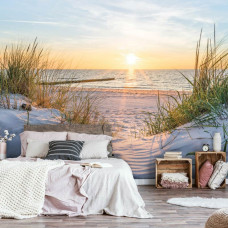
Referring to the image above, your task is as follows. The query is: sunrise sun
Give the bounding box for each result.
[126,53,138,65]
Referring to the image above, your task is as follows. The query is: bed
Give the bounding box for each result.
[1,124,152,219]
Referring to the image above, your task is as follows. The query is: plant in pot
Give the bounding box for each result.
[0,130,16,160]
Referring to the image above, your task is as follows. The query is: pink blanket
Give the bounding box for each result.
[43,163,92,216]
[160,179,189,189]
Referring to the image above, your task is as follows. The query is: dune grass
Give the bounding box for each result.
[0,39,105,125]
[0,39,47,98]
[63,89,105,124]
[143,29,228,135]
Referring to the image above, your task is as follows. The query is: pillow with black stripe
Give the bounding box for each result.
[45,140,84,161]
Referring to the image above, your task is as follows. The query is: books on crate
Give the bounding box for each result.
[164,151,182,159]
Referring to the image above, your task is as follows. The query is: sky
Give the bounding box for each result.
[0,0,227,69]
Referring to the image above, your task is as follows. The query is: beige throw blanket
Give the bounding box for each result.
[0,160,64,219]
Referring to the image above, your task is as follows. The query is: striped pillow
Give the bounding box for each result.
[45,140,84,161]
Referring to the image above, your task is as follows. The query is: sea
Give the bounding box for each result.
[51,69,194,91]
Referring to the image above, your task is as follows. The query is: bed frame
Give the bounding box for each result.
[24,124,113,154]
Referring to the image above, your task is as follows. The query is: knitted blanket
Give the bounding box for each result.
[0,160,64,219]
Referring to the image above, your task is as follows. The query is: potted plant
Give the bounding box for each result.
[0,130,16,160]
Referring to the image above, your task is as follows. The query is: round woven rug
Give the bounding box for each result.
[205,208,228,228]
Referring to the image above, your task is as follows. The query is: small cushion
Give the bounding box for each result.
[45,140,84,161]
[205,208,228,228]
[80,140,110,159]
[208,160,228,190]
[199,160,214,188]
[26,139,49,158]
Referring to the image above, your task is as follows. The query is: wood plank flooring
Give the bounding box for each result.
[1,185,227,228]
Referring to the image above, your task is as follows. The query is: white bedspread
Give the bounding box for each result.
[82,158,152,218]
[0,160,64,219]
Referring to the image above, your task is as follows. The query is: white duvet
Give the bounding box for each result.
[82,158,152,218]
[6,157,152,219]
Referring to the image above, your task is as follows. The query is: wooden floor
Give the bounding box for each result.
[1,185,228,228]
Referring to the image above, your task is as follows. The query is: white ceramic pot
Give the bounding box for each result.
[0,142,7,160]
[213,133,222,152]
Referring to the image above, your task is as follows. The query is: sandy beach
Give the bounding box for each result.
[71,87,179,136]
[94,89,164,136]
[88,89,172,179]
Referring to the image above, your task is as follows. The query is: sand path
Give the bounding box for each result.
[93,90,171,179]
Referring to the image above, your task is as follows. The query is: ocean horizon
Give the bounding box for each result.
[51,69,194,91]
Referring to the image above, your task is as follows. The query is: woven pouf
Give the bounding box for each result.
[205,208,228,228]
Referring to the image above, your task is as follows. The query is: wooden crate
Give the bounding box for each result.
[195,151,226,189]
[155,158,192,188]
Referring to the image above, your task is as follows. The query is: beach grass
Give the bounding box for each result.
[0,39,105,125]
[143,29,228,135]
[63,89,106,124]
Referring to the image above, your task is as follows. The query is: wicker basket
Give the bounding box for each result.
[205,208,228,228]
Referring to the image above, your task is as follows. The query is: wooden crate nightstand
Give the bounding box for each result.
[155,158,192,188]
[195,151,226,189]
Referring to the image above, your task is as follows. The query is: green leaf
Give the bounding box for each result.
[177,70,194,86]
[224,140,228,152]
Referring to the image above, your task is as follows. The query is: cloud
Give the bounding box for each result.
[0,20,73,27]
[0,0,227,59]
[64,0,202,50]
[194,17,214,24]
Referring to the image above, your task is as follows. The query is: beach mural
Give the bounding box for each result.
[0,0,228,179]
[1,69,228,179]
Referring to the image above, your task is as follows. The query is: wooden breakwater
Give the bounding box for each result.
[40,77,115,85]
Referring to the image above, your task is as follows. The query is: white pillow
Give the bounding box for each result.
[26,139,49,158]
[67,132,112,156]
[208,160,228,190]
[20,131,67,156]
[67,132,112,142]
[80,140,110,159]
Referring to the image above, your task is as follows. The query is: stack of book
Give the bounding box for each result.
[164,151,182,159]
